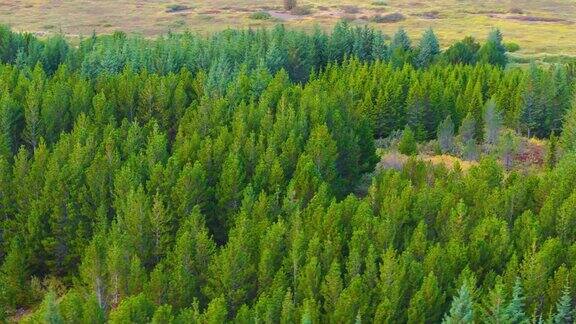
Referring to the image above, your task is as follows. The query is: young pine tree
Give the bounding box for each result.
[561,103,576,154]
[437,115,455,154]
[1,237,29,310]
[443,283,474,324]
[504,278,528,323]
[483,98,503,149]
[482,280,509,323]
[416,28,440,68]
[40,291,64,324]
[546,132,558,169]
[459,112,476,145]
[399,126,418,156]
[553,284,573,324]
[499,131,517,170]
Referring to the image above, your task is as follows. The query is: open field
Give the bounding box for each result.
[0,0,575,55]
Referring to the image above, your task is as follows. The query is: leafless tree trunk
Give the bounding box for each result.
[284,0,297,11]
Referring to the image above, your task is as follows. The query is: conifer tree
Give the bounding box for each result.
[553,284,573,324]
[399,126,417,156]
[499,131,517,170]
[81,294,106,324]
[389,28,412,68]
[478,29,508,67]
[561,103,576,153]
[442,283,474,324]
[546,132,558,169]
[1,237,28,310]
[408,272,444,323]
[459,113,476,145]
[40,291,64,324]
[416,28,440,68]
[305,124,338,188]
[482,281,509,323]
[504,278,528,323]
[204,296,228,323]
[520,63,544,138]
[151,305,174,324]
[438,115,455,154]
[484,98,502,149]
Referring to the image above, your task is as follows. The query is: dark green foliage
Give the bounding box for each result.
[478,29,508,67]
[547,132,558,168]
[443,36,480,65]
[561,102,576,153]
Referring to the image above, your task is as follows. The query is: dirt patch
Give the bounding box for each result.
[340,5,361,14]
[371,12,406,23]
[406,2,426,7]
[268,11,302,21]
[515,138,545,168]
[463,9,506,15]
[220,6,252,12]
[413,10,441,19]
[489,13,571,24]
[199,9,221,15]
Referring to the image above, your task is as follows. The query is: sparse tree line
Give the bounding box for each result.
[0,23,576,323]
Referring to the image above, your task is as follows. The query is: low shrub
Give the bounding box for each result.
[505,42,521,52]
[166,4,191,13]
[371,12,405,23]
[250,11,272,20]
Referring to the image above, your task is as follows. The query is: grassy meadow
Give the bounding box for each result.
[0,0,575,56]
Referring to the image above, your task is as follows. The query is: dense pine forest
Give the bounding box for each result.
[1,21,576,323]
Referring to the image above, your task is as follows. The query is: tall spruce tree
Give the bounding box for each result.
[553,284,573,324]
[504,278,528,323]
[416,28,440,68]
[437,115,455,154]
[443,283,474,324]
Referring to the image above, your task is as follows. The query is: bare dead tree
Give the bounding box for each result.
[284,0,297,11]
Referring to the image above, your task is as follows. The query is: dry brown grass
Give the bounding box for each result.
[377,151,478,173]
[421,154,478,172]
[0,0,574,55]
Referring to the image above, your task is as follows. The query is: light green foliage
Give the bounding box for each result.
[399,126,418,156]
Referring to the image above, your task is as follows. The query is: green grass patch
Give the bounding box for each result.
[250,11,272,20]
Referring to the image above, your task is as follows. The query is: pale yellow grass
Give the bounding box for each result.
[378,151,477,173]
